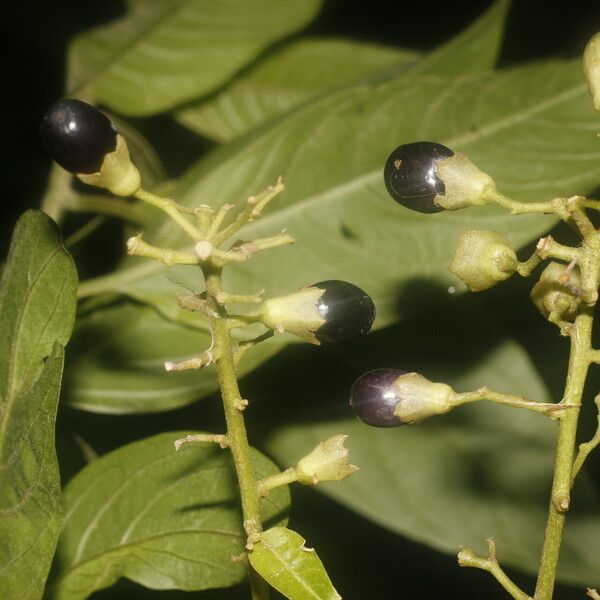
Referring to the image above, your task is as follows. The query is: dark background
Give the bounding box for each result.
[4,1,600,599]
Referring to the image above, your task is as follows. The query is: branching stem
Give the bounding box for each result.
[571,395,600,484]
[134,188,202,240]
[458,539,531,600]
[533,233,600,599]
[202,265,269,600]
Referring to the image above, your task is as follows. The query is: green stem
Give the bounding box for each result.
[134,188,202,240]
[453,388,571,419]
[517,253,542,277]
[486,190,556,215]
[534,309,593,599]
[534,232,600,599]
[66,194,146,223]
[258,468,299,496]
[65,215,106,248]
[458,540,531,600]
[40,164,71,223]
[570,395,600,484]
[203,265,269,600]
[536,236,580,263]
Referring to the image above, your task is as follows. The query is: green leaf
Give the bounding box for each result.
[92,60,600,316]
[72,58,600,411]
[174,0,509,142]
[64,301,285,413]
[263,300,600,587]
[49,432,290,599]
[175,38,419,141]
[0,211,78,599]
[410,0,510,76]
[249,527,340,600]
[67,0,324,116]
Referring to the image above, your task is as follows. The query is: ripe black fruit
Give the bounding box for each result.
[349,369,405,427]
[383,141,454,213]
[40,99,117,174]
[313,280,376,345]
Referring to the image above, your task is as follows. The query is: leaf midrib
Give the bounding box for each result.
[82,74,588,296]
[0,244,62,444]
[69,0,188,96]
[53,527,243,591]
[256,533,323,599]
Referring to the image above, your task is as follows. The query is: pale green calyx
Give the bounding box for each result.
[392,372,455,424]
[449,229,517,291]
[295,435,358,485]
[434,153,496,210]
[77,134,141,197]
[530,262,581,322]
[258,287,325,344]
[584,31,600,112]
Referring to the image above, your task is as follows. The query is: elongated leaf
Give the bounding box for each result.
[67,0,323,116]
[89,60,600,317]
[263,299,600,586]
[174,0,509,142]
[249,527,340,600]
[64,301,285,413]
[49,432,290,599]
[0,211,78,599]
[70,58,600,411]
[175,38,419,141]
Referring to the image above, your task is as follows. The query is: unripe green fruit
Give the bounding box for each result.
[530,262,581,322]
[584,31,600,112]
[449,230,517,291]
[295,435,358,484]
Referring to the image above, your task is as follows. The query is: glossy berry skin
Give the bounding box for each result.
[350,369,405,427]
[313,280,376,345]
[383,141,454,213]
[40,99,117,174]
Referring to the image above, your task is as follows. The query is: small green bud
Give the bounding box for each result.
[295,435,358,485]
[584,31,600,112]
[392,372,455,424]
[78,134,141,196]
[449,230,517,291]
[530,262,581,322]
[434,153,496,210]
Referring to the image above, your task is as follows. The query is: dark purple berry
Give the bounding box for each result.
[40,99,117,174]
[383,141,454,213]
[349,369,405,427]
[313,280,376,345]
